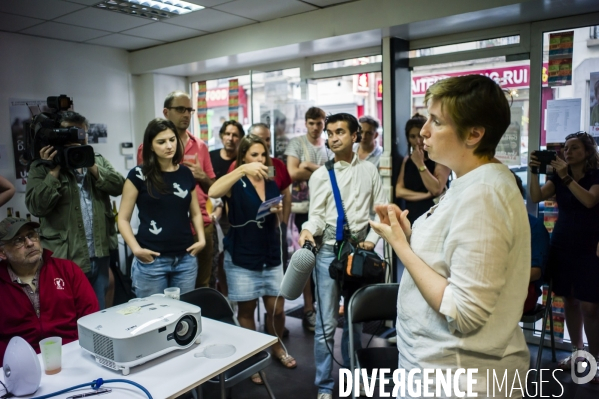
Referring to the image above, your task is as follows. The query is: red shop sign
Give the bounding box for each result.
[412,65,532,96]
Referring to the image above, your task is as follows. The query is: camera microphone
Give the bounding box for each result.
[280,241,317,300]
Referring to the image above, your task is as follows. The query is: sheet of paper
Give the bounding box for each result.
[256,195,283,219]
[546,98,581,143]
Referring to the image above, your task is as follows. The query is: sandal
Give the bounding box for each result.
[251,372,264,385]
[276,352,297,369]
[556,347,584,370]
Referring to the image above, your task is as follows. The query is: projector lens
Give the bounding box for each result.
[173,315,197,346]
[176,321,189,337]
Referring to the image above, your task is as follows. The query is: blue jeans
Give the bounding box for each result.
[132,252,198,298]
[313,245,362,395]
[86,256,110,310]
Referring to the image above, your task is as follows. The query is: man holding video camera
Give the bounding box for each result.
[299,113,386,399]
[26,111,124,310]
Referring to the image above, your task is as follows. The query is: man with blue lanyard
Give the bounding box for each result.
[299,113,387,399]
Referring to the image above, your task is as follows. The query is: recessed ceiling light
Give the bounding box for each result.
[94,0,203,21]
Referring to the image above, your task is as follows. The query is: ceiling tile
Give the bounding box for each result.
[62,0,104,5]
[0,13,44,31]
[123,22,207,41]
[302,0,355,6]
[165,8,255,32]
[21,21,109,42]
[0,0,85,20]
[55,7,154,32]
[86,33,165,50]
[185,0,234,6]
[215,0,316,21]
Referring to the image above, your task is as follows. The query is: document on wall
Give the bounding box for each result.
[545,98,581,144]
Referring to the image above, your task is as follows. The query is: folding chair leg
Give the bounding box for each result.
[549,305,556,362]
[536,315,547,386]
[220,373,226,399]
[259,370,276,399]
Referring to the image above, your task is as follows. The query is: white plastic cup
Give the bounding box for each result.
[164,287,180,300]
[39,336,62,375]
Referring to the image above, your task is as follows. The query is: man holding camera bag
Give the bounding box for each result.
[299,113,387,399]
[26,111,124,310]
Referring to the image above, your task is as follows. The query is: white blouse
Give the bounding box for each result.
[396,163,531,396]
[303,154,386,245]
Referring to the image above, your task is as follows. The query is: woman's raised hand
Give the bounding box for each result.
[370,204,411,247]
[550,157,569,179]
[528,151,541,172]
[242,162,269,180]
[411,145,425,167]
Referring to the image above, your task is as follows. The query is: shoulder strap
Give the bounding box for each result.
[326,160,347,241]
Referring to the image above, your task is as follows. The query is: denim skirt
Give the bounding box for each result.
[223,250,283,302]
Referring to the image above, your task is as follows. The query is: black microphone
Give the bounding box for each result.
[280,242,317,300]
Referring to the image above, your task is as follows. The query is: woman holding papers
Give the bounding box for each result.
[370,75,530,398]
[209,134,296,381]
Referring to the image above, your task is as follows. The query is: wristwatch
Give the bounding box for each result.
[418,165,427,173]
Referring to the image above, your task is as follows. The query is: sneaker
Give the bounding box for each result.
[303,310,316,332]
[317,393,332,399]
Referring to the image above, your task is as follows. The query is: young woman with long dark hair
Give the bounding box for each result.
[118,118,205,298]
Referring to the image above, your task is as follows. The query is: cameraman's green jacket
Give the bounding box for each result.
[25,154,124,273]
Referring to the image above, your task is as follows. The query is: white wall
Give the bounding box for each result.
[130,73,187,148]
[0,32,133,219]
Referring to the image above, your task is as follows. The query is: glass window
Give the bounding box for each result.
[410,36,520,58]
[313,55,382,71]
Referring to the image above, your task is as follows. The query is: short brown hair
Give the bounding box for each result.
[424,75,510,159]
[305,107,325,121]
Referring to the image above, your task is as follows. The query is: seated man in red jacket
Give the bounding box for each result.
[0,217,99,363]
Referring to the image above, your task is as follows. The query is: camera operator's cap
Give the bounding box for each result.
[0,217,40,241]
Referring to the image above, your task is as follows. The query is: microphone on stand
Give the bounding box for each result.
[280,241,317,300]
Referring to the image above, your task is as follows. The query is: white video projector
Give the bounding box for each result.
[77,296,202,375]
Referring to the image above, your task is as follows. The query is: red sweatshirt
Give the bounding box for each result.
[0,249,99,363]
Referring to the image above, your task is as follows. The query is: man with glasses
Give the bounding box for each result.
[26,111,124,310]
[137,91,216,288]
[0,217,98,364]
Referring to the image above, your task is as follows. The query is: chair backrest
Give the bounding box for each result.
[180,288,237,326]
[348,283,399,325]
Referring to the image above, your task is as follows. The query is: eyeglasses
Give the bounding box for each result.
[5,231,40,249]
[565,131,593,141]
[167,106,195,114]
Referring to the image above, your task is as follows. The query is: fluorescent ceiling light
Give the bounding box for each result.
[95,0,204,21]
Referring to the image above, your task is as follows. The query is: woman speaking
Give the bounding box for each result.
[371,75,530,397]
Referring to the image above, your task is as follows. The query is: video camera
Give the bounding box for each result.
[26,95,95,169]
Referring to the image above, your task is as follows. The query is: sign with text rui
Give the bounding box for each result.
[412,65,532,96]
